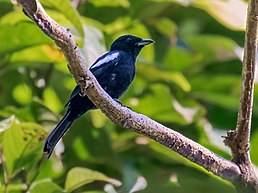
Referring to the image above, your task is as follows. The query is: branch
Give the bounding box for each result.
[16,0,241,184]
[224,0,258,191]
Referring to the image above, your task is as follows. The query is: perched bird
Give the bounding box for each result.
[44,35,154,158]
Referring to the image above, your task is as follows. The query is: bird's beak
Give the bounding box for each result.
[136,39,154,47]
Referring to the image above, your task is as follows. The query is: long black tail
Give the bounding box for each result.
[44,112,74,158]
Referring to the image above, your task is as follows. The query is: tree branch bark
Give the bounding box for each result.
[223,0,258,192]
[16,0,257,189]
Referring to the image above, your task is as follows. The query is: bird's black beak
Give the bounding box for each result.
[135,39,154,47]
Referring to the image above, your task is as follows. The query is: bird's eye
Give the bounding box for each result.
[126,38,132,43]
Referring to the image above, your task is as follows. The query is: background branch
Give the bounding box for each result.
[224,0,258,191]
[17,0,258,189]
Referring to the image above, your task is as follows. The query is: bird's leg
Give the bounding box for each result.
[113,99,131,110]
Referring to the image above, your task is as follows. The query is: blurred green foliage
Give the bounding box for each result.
[0,0,257,192]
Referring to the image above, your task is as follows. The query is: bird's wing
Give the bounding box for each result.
[90,51,120,73]
[65,51,120,107]
[90,51,121,88]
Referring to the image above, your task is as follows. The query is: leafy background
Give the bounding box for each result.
[0,0,257,192]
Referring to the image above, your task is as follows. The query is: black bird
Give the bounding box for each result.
[43,35,154,158]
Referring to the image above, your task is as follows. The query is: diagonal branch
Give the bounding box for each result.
[16,0,241,184]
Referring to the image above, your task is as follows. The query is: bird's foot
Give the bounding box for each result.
[114,99,131,110]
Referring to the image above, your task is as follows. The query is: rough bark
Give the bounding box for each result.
[223,0,258,192]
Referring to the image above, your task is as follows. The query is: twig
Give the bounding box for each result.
[223,0,258,191]
[16,0,242,184]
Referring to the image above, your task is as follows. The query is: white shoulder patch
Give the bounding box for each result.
[91,52,119,69]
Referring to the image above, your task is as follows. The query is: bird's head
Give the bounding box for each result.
[110,35,154,58]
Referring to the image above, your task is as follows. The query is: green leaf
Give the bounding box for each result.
[30,180,64,193]
[153,17,177,38]
[250,130,258,166]
[0,183,27,192]
[186,35,238,65]
[43,87,63,113]
[194,91,239,111]
[2,117,28,176]
[90,110,107,129]
[65,167,121,192]
[2,117,46,177]
[0,23,53,55]
[0,10,28,25]
[162,48,195,71]
[80,25,106,67]
[130,0,172,21]
[12,83,33,105]
[131,84,188,124]
[41,0,84,37]
[90,0,129,7]
[9,45,64,66]
[190,74,241,93]
[138,64,191,92]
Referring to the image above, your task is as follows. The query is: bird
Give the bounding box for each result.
[43,35,154,158]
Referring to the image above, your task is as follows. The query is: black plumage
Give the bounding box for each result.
[43,35,154,158]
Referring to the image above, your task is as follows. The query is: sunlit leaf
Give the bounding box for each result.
[0,23,53,55]
[72,137,90,160]
[193,0,247,31]
[43,87,63,113]
[0,10,28,25]
[12,84,32,105]
[65,167,121,192]
[104,17,132,35]
[153,17,177,38]
[9,45,64,66]
[90,110,107,129]
[91,0,130,7]
[0,183,27,192]
[30,180,64,193]
[2,117,46,177]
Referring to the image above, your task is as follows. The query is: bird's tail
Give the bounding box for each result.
[43,112,74,158]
